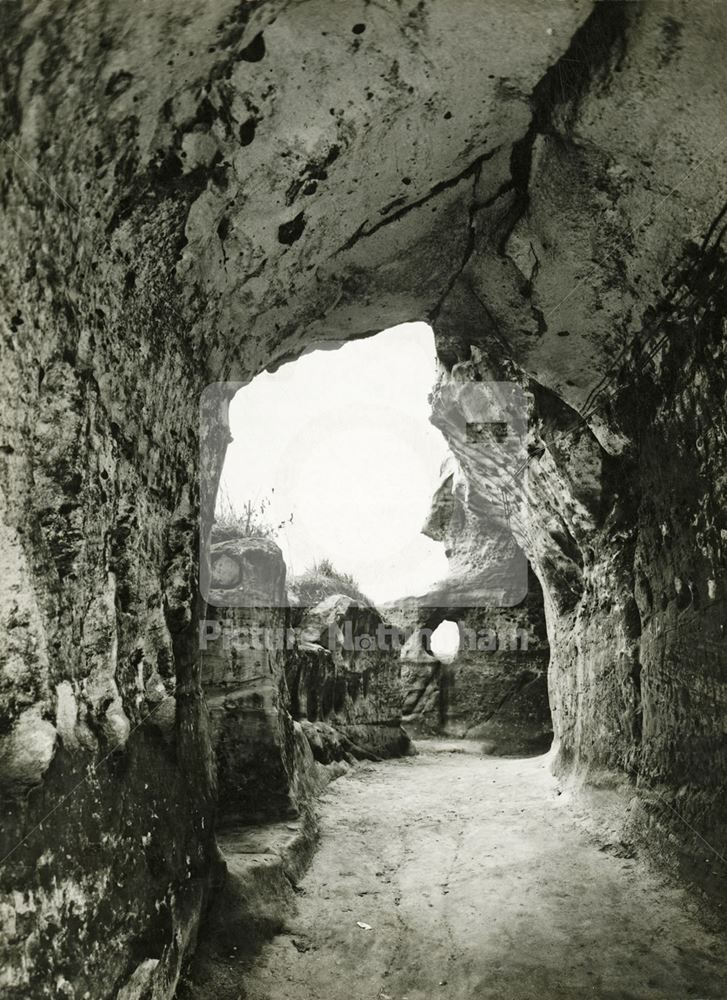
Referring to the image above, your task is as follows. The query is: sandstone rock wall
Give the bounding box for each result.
[387,461,552,751]
[399,612,551,753]
[393,602,551,749]
[0,220,216,996]
[200,534,409,819]
[201,533,302,823]
[287,594,410,760]
[428,2,727,866]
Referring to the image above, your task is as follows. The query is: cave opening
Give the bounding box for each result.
[216,321,451,605]
[204,316,554,816]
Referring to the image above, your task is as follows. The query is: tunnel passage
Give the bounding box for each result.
[200,321,552,808]
[1,2,726,997]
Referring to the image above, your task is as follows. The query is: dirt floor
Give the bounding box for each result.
[194,741,727,1000]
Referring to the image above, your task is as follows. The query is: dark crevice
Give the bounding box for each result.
[428,166,482,326]
[336,144,502,253]
[481,671,540,724]
[429,3,631,327]
[502,0,631,254]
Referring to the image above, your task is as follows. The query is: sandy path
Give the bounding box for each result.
[224,743,726,1000]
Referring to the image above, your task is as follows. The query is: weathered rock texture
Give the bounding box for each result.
[201,533,407,822]
[395,600,551,753]
[1,1,726,995]
[387,466,552,751]
[202,533,307,823]
[287,594,410,760]
[427,6,727,873]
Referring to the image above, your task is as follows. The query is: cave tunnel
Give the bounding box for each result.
[1,1,727,998]
[203,320,554,783]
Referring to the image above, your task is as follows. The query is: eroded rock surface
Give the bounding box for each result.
[201,533,408,823]
[429,4,727,871]
[202,534,305,823]
[288,594,410,760]
[386,461,552,752]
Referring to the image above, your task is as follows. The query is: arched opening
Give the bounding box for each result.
[201,316,553,813]
[217,321,450,604]
[429,619,460,662]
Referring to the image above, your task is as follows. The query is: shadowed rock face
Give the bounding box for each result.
[1,1,726,995]
[202,534,302,824]
[288,594,410,760]
[385,466,552,751]
[201,534,409,824]
[394,602,552,753]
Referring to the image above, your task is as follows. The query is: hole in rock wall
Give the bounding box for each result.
[429,620,460,662]
[205,320,494,826]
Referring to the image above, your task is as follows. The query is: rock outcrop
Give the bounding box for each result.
[1,2,726,995]
[202,533,310,822]
[201,533,408,822]
[287,594,410,760]
[427,5,727,875]
[388,466,552,752]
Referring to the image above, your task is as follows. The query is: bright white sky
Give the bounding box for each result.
[221,322,452,604]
